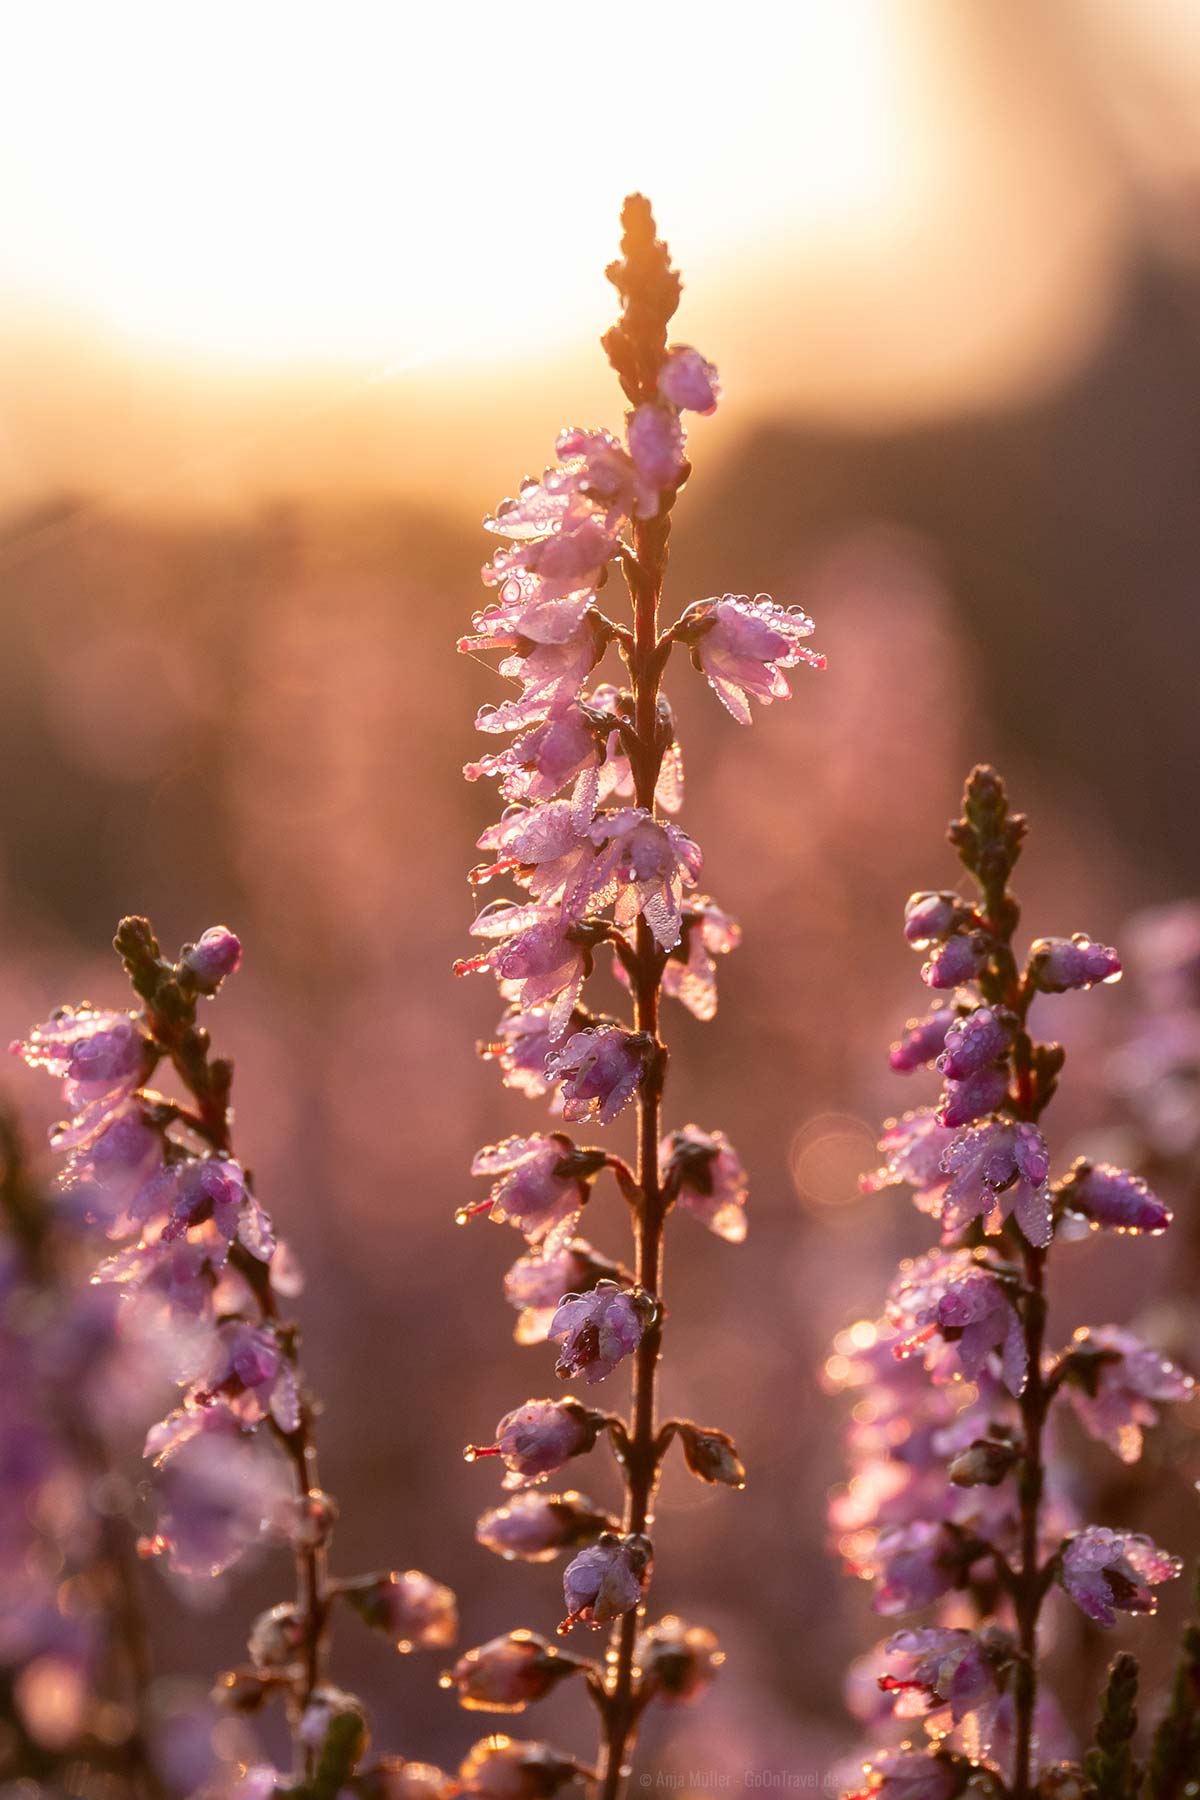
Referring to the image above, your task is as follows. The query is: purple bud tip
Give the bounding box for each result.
[184,926,243,989]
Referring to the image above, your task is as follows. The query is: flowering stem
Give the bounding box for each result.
[1013,1241,1048,1800]
[596,506,673,1800]
[151,996,331,1777]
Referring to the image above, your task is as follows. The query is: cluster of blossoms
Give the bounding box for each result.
[16,920,458,1796]
[830,768,1199,1800]
[452,197,819,1799]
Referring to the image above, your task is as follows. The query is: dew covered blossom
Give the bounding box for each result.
[456,197,820,1796]
[16,917,458,1791]
[831,768,1190,1800]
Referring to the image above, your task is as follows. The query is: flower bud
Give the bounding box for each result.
[182,926,243,991]
[475,1490,618,1563]
[1028,934,1121,993]
[947,1437,1020,1487]
[1057,1161,1171,1235]
[659,346,720,414]
[442,1631,584,1711]
[675,1421,746,1488]
[466,1399,601,1483]
[635,1616,724,1705]
[458,1736,583,1800]
[937,1065,1009,1129]
[904,892,970,947]
[561,1532,653,1629]
[889,1010,954,1073]
[299,1686,369,1769]
[340,1571,457,1652]
[548,1282,654,1384]
[936,1006,1016,1080]
[247,1602,305,1672]
[921,934,989,990]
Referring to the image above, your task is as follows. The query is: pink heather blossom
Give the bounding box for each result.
[446,1631,578,1711]
[464,705,603,816]
[850,1748,964,1800]
[561,1531,652,1629]
[148,1409,292,1580]
[504,1240,629,1344]
[635,1618,724,1705]
[554,425,657,520]
[683,593,824,724]
[182,925,243,990]
[660,1124,748,1242]
[627,402,685,489]
[936,1064,1009,1129]
[484,502,617,597]
[471,630,604,737]
[940,1120,1052,1246]
[14,1006,151,1138]
[878,1626,1010,1744]
[341,1571,458,1651]
[473,803,594,909]
[467,1136,600,1245]
[160,1157,275,1265]
[659,345,720,414]
[889,1009,955,1073]
[868,1519,988,1615]
[1062,1326,1194,1463]
[936,1006,1015,1079]
[543,1026,649,1125]
[660,897,741,1020]
[1029,934,1122,993]
[1058,1161,1171,1235]
[197,1322,301,1433]
[481,1003,562,1099]
[921,932,989,990]
[469,1398,599,1484]
[458,1737,582,1800]
[548,1282,652,1383]
[583,808,702,951]
[458,907,587,1040]
[1059,1527,1180,1626]
[903,891,970,947]
[475,1490,618,1563]
[95,1236,213,1317]
[888,1250,1027,1396]
[57,1100,164,1227]
[861,1111,956,1214]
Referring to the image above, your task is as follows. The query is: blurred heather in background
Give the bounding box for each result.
[3,0,1200,1783]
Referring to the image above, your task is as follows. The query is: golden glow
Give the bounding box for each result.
[2,2,911,367]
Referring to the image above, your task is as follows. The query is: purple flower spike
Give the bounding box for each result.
[1029,934,1122,993]
[936,1063,1010,1129]
[1059,1527,1180,1626]
[936,1005,1016,1079]
[543,1027,651,1125]
[548,1282,653,1384]
[561,1531,653,1630]
[467,1399,600,1485]
[889,1009,955,1073]
[921,932,989,990]
[1057,1161,1172,1235]
[659,346,720,414]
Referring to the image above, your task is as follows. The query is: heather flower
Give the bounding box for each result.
[888,1250,1027,1396]
[878,1626,1011,1744]
[850,1748,966,1800]
[936,1007,1016,1079]
[584,808,702,951]
[182,925,243,991]
[660,1123,748,1242]
[458,906,587,1038]
[903,892,971,947]
[504,1240,630,1345]
[940,1120,1052,1246]
[543,1026,650,1124]
[548,1281,653,1384]
[464,705,604,815]
[681,593,824,724]
[458,1737,584,1800]
[1058,1527,1180,1626]
[627,402,685,489]
[149,1411,292,1580]
[921,933,989,990]
[481,1003,562,1099]
[339,1571,458,1651]
[197,1321,300,1433]
[634,1617,724,1705]
[1055,1160,1171,1235]
[475,1490,618,1564]
[936,1064,1010,1129]
[467,1398,601,1484]
[444,1630,583,1711]
[861,1111,956,1214]
[465,1136,602,1244]
[868,1520,990,1615]
[1028,934,1122,993]
[659,346,720,414]
[660,897,741,1020]
[1059,1326,1194,1463]
[473,803,594,907]
[561,1531,652,1629]
[889,1009,955,1073]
